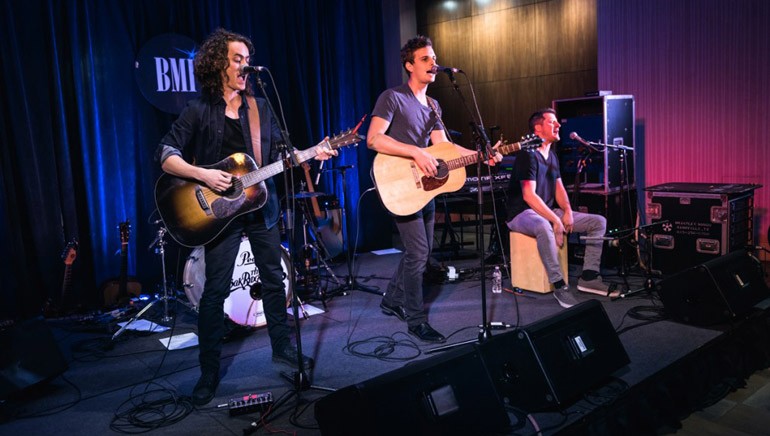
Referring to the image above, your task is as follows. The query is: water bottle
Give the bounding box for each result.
[492,266,502,293]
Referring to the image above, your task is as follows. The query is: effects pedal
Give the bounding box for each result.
[227,392,274,416]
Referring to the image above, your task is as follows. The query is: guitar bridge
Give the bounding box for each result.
[410,162,422,189]
[195,186,212,215]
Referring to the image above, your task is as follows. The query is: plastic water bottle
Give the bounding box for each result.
[492,266,502,293]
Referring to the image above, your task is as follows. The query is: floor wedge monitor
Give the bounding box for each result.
[479,299,630,412]
[314,344,509,435]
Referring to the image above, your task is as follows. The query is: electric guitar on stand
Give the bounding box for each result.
[43,239,79,317]
[372,136,542,216]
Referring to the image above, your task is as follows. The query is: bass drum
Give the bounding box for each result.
[183,238,292,327]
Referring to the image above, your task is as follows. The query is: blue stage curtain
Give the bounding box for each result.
[0,0,388,317]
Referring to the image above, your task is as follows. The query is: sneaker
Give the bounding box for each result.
[553,285,579,308]
[192,372,219,406]
[577,278,620,298]
[272,343,315,370]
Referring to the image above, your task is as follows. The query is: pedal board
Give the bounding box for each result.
[228,392,274,416]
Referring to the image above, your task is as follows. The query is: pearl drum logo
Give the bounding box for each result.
[134,33,199,114]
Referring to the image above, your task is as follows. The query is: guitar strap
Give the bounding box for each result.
[426,97,454,145]
[245,95,262,166]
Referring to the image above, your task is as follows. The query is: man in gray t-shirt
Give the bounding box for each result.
[367,35,479,344]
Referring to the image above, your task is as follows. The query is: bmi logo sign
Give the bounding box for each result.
[135,33,199,114]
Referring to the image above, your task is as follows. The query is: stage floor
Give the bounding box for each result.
[2,250,769,435]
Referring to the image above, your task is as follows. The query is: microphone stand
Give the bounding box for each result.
[613,221,669,300]
[590,141,635,281]
[251,73,333,416]
[426,69,506,354]
[326,165,382,297]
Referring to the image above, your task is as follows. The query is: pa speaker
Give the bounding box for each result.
[1,317,68,399]
[656,249,770,326]
[314,344,509,435]
[479,299,630,412]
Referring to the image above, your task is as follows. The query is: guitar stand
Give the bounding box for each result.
[297,202,344,307]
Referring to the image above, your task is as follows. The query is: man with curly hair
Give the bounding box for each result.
[156,28,335,406]
[367,35,500,343]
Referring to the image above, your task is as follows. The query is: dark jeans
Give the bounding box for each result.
[385,208,435,327]
[198,212,290,375]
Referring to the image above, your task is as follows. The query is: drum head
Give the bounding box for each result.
[224,243,292,327]
[182,238,292,327]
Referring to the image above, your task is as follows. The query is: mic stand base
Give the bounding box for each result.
[329,276,383,297]
[424,324,502,355]
[244,369,336,435]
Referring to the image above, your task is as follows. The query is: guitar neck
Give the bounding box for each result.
[119,242,128,295]
[444,140,525,170]
[61,265,72,297]
[241,147,319,189]
[497,141,524,155]
[301,164,323,217]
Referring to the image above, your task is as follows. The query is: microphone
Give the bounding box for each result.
[430,65,463,74]
[239,65,266,75]
[569,132,592,147]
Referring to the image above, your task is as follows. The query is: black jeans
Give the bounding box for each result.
[198,212,290,375]
[385,208,435,327]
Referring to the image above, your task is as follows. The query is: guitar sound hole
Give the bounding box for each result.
[223,178,244,199]
[435,160,449,179]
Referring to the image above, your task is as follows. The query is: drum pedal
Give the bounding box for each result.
[228,392,274,416]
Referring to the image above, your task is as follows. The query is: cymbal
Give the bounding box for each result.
[293,191,326,199]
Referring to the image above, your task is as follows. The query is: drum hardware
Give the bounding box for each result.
[112,222,181,341]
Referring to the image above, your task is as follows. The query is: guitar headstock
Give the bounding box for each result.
[119,221,131,245]
[326,114,368,150]
[61,238,79,266]
[496,134,544,155]
[519,134,543,150]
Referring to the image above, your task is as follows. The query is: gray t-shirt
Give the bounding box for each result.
[371,83,443,147]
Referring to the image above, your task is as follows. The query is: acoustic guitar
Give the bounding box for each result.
[371,136,542,216]
[300,162,343,258]
[102,221,142,306]
[155,126,364,247]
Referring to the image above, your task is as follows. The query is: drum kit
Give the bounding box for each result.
[115,187,343,336]
[176,190,343,329]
